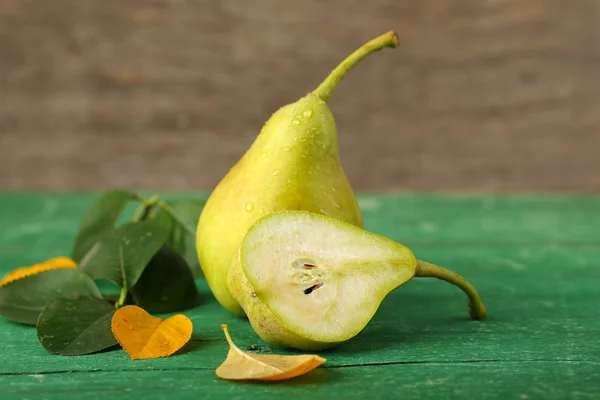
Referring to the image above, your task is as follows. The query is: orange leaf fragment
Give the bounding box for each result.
[0,256,77,286]
[111,305,192,360]
[216,324,326,381]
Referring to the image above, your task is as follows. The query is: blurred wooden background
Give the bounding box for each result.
[0,0,598,192]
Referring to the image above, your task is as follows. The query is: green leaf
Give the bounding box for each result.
[72,190,140,262]
[153,198,205,277]
[37,296,117,356]
[0,269,102,325]
[131,247,198,313]
[78,219,169,289]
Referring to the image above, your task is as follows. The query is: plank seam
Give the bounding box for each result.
[3,359,599,376]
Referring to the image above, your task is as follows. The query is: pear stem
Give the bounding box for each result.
[312,31,399,102]
[415,260,487,320]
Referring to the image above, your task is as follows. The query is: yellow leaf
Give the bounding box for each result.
[111,305,192,360]
[0,256,77,286]
[216,324,326,381]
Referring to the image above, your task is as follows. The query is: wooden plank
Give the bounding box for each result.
[0,193,598,398]
[0,194,599,264]
[2,242,600,375]
[359,193,600,244]
[0,1,599,191]
[2,362,599,400]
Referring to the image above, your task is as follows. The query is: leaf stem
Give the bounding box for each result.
[115,287,128,310]
[157,200,196,236]
[312,31,399,102]
[220,324,236,348]
[415,260,487,320]
[114,242,129,309]
[131,193,160,222]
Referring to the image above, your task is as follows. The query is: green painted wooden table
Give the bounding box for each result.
[0,193,598,399]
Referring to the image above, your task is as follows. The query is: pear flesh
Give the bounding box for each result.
[197,32,399,315]
[228,210,487,351]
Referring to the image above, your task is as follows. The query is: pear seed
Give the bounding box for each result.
[292,258,317,269]
[303,283,323,295]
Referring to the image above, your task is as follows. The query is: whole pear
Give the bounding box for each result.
[197,32,400,315]
[228,210,488,351]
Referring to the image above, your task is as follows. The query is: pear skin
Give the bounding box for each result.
[197,32,399,315]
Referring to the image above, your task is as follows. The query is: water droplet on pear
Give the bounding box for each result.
[245,202,255,212]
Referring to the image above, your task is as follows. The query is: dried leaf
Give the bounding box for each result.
[111,305,192,360]
[0,256,77,286]
[216,324,326,381]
